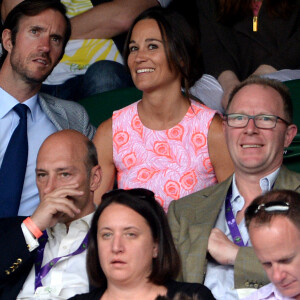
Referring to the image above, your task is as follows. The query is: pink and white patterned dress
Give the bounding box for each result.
[112,100,218,212]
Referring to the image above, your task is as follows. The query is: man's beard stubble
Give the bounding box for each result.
[10,50,55,85]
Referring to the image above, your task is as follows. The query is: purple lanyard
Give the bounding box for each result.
[225,185,247,247]
[34,230,89,290]
[225,181,274,247]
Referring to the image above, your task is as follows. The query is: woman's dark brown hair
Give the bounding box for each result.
[123,6,202,99]
[87,188,180,288]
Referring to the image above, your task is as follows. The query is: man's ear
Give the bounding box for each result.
[2,29,13,53]
[90,165,102,192]
[284,124,298,148]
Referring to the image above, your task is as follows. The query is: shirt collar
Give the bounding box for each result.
[232,174,242,204]
[0,87,38,121]
[47,212,94,240]
[231,174,245,212]
[24,94,39,122]
[261,283,294,300]
[231,168,280,204]
[260,168,280,193]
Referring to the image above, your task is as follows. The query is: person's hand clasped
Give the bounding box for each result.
[30,184,83,231]
[208,228,239,265]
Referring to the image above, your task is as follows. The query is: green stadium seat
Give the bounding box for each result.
[78,86,142,127]
[283,79,300,173]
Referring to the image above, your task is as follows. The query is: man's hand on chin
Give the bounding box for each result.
[30,184,83,231]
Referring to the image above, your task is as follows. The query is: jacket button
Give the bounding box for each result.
[17,258,22,263]
[10,266,15,272]
[5,270,10,275]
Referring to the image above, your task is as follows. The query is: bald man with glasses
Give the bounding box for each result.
[168,77,300,300]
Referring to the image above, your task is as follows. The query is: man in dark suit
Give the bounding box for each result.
[0,129,101,299]
[0,0,95,218]
[168,77,300,299]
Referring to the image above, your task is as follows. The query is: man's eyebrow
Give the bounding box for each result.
[56,167,74,172]
[278,254,295,263]
[35,167,77,172]
[28,25,63,39]
[261,253,295,265]
[50,33,63,40]
[29,25,44,31]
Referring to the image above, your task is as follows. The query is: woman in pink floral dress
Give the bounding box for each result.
[93,7,234,211]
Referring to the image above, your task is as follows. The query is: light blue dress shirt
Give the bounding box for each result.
[0,88,57,216]
[204,169,280,300]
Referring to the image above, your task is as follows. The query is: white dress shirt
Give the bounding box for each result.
[0,88,57,216]
[17,213,93,300]
[204,169,280,300]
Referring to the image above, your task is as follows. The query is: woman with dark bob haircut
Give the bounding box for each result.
[93,6,233,213]
[68,189,215,300]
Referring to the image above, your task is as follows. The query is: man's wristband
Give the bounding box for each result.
[23,217,43,239]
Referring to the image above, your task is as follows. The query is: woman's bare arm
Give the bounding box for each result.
[93,118,116,205]
[208,114,234,182]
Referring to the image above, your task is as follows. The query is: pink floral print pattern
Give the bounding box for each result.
[113,100,218,212]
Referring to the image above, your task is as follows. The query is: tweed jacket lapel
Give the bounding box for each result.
[274,165,300,190]
[183,176,233,283]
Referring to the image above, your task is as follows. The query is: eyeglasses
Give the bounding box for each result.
[102,188,155,201]
[246,200,290,217]
[224,114,290,129]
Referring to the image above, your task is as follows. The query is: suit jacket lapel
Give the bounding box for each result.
[274,165,300,190]
[184,176,233,283]
[38,93,69,131]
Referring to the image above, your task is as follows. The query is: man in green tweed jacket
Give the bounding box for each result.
[168,77,300,300]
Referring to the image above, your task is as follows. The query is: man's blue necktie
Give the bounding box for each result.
[0,104,28,217]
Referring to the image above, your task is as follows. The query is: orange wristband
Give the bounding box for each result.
[23,217,43,239]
